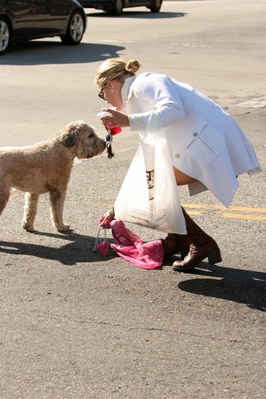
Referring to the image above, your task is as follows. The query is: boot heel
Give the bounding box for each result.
[208,249,222,264]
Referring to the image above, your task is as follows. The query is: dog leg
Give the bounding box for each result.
[22,192,39,232]
[0,183,10,216]
[49,189,70,232]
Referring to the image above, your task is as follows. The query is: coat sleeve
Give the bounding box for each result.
[128,73,186,132]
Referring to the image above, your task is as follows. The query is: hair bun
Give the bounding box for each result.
[126,59,141,73]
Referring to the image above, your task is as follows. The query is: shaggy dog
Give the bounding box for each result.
[0,121,106,232]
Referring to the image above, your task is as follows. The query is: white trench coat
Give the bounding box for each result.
[121,73,261,208]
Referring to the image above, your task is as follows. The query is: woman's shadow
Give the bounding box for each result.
[177,262,266,312]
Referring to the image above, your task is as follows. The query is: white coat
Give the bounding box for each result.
[121,73,261,207]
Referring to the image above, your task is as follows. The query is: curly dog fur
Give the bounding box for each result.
[0,121,106,232]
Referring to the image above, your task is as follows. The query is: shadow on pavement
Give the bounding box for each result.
[0,11,186,64]
[0,42,125,65]
[177,263,266,312]
[0,231,117,266]
[86,11,187,19]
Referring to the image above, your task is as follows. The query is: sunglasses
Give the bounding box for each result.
[98,83,107,100]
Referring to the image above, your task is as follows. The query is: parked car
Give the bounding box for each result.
[0,0,87,55]
[79,0,162,16]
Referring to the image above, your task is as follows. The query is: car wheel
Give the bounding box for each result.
[149,0,162,13]
[0,17,11,55]
[61,10,85,45]
[111,0,123,16]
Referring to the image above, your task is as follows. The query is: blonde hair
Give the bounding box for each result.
[95,58,141,88]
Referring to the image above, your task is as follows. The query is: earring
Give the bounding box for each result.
[110,90,114,94]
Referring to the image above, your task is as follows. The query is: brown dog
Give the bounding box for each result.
[0,121,106,232]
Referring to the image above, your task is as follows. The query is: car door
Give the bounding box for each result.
[32,0,69,36]
[8,0,34,40]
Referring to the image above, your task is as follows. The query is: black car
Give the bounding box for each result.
[0,0,87,55]
[79,0,162,15]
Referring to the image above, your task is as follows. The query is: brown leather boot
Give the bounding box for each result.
[163,233,190,260]
[172,208,222,272]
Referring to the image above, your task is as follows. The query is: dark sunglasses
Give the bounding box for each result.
[98,83,107,100]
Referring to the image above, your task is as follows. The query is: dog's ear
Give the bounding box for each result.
[59,127,79,147]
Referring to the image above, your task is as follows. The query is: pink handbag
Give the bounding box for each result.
[94,215,164,270]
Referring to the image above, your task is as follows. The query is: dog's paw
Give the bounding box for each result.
[22,222,35,232]
[57,224,71,232]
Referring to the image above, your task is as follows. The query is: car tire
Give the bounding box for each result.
[61,10,85,45]
[111,0,123,16]
[0,17,11,55]
[149,0,162,13]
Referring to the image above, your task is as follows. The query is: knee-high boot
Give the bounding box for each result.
[172,207,222,272]
[163,233,190,260]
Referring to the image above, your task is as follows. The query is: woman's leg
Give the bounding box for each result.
[164,167,222,270]
[163,167,195,259]
[172,207,222,271]
[173,167,197,186]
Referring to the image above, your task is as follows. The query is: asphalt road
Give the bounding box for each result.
[0,1,265,398]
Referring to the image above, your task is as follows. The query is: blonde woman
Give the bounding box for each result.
[95,58,261,272]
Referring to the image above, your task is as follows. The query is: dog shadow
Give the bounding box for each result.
[0,230,118,266]
[176,262,266,312]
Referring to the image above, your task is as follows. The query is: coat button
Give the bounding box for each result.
[175,153,180,158]
[194,132,198,137]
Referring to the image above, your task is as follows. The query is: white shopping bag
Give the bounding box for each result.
[114,128,186,234]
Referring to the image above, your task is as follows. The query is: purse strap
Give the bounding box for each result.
[93,225,107,252]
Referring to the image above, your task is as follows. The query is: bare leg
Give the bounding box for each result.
[22,192,39,231]
[173,166,197,186]
[49,189,70,232]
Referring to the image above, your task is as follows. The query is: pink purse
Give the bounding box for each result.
[94,215,164,270]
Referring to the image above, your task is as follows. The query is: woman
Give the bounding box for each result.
[95,58,261,272]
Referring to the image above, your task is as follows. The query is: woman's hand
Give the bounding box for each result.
[100,108,130,128]
[99,208,115,228]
